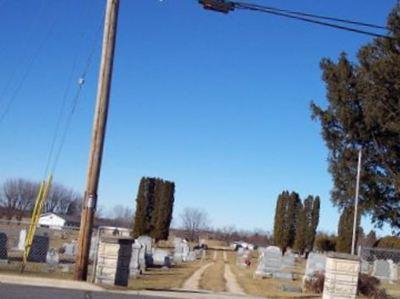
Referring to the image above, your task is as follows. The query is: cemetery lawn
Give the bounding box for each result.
[126,260,204,291]
[227,251,320,298]
[199,251,226,292]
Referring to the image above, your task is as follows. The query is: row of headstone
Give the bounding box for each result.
[255,246,296,280]
[173,238,190,264]
[371,259,398,282]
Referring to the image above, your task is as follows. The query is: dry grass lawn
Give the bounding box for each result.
[127,260,203,290]
[199,251,226,292]
[227,251,320,299]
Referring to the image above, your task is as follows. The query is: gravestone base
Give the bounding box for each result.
[322,253,359,299]
[273,272,294,280]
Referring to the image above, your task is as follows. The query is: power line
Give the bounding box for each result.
[235,3,391,39]
[0,3,59,126]
[44,10,104,177]
[43,5,103,177]
[234,1,388,30]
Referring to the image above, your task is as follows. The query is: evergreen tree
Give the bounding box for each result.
[273,192,284,249]
[273,191,302,252]
[337,206,360,253]
[294,195,320,254]
[307,196,320,252]
[132,177,156,237]
[293,201,307,254]
[311,5,400,230]
[150,180,175,241]
[287,192,301,248]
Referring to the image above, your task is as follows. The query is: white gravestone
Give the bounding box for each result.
[152,248,172,268]
[322,253,360,299]
[17,229,26,251]
[46,248,60,271]
[255,246,281,277]
[137,236,153,254]
[305,253,326,278]
[129,243,142,278]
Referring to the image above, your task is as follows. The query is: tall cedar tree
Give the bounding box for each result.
[133,177,175,239]
[273,191,301,252]
[308,196,320,251]
[293,201,307,254]
[133,177,156,237]
[150,180,175,241]
[337,206,360,253]
[273,192,287,251]
[294,196,320,254]
[287,192,301,248]
[311,5,400,230]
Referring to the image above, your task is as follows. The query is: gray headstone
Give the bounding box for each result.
[63,241,77,257]
[282,253,295,270]
[0,233,8,260]
[255,246,282,277]
[28,235,49,263]
[46,248,59,271]
[373,259,391,280]
[305,253,326,278]
[129,243,142,278]
[361,259,371,274]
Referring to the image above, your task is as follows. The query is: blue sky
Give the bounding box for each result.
[0,0,396,235]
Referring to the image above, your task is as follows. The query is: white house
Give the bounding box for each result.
[38,213,66,229]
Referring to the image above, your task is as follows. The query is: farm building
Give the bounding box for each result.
[38,213,66,228]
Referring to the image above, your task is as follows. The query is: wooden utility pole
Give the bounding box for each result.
[74,0,119,281]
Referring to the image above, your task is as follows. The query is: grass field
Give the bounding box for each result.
[226,250,320,299]
[127,260,204,290]
[199,251,226,292]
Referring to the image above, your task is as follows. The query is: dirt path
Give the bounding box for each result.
[224,263,246,295]
[223,251,227,263]
[182,262,214,290]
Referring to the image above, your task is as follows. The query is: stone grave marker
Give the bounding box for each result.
[152,248,171,268]
[322,252,360,299]
[138,243,146,271]
[17,229,26,251]
[372,259,391,280]
[360,259,371,274]
[95,237,133,287]
[137,236,153,254]
[255,246,282,277]
[129,243,142,278]
[63,241,77,257]
[389,260,398,281]
[187,251,197,262]
[282,252,295,270]
[28,235,49,263]
[0,233,8,261]
[304,253,326,279]
[46,248,59,271]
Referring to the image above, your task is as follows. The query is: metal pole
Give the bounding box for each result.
[351,149,362,255]
[74,0,119,281]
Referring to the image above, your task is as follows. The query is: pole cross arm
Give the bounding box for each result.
[199,0,235,14]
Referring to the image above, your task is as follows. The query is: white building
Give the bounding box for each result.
[38,213,66,229]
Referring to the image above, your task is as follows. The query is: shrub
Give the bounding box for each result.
[374,236,400,250]
[304,272,325,294]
